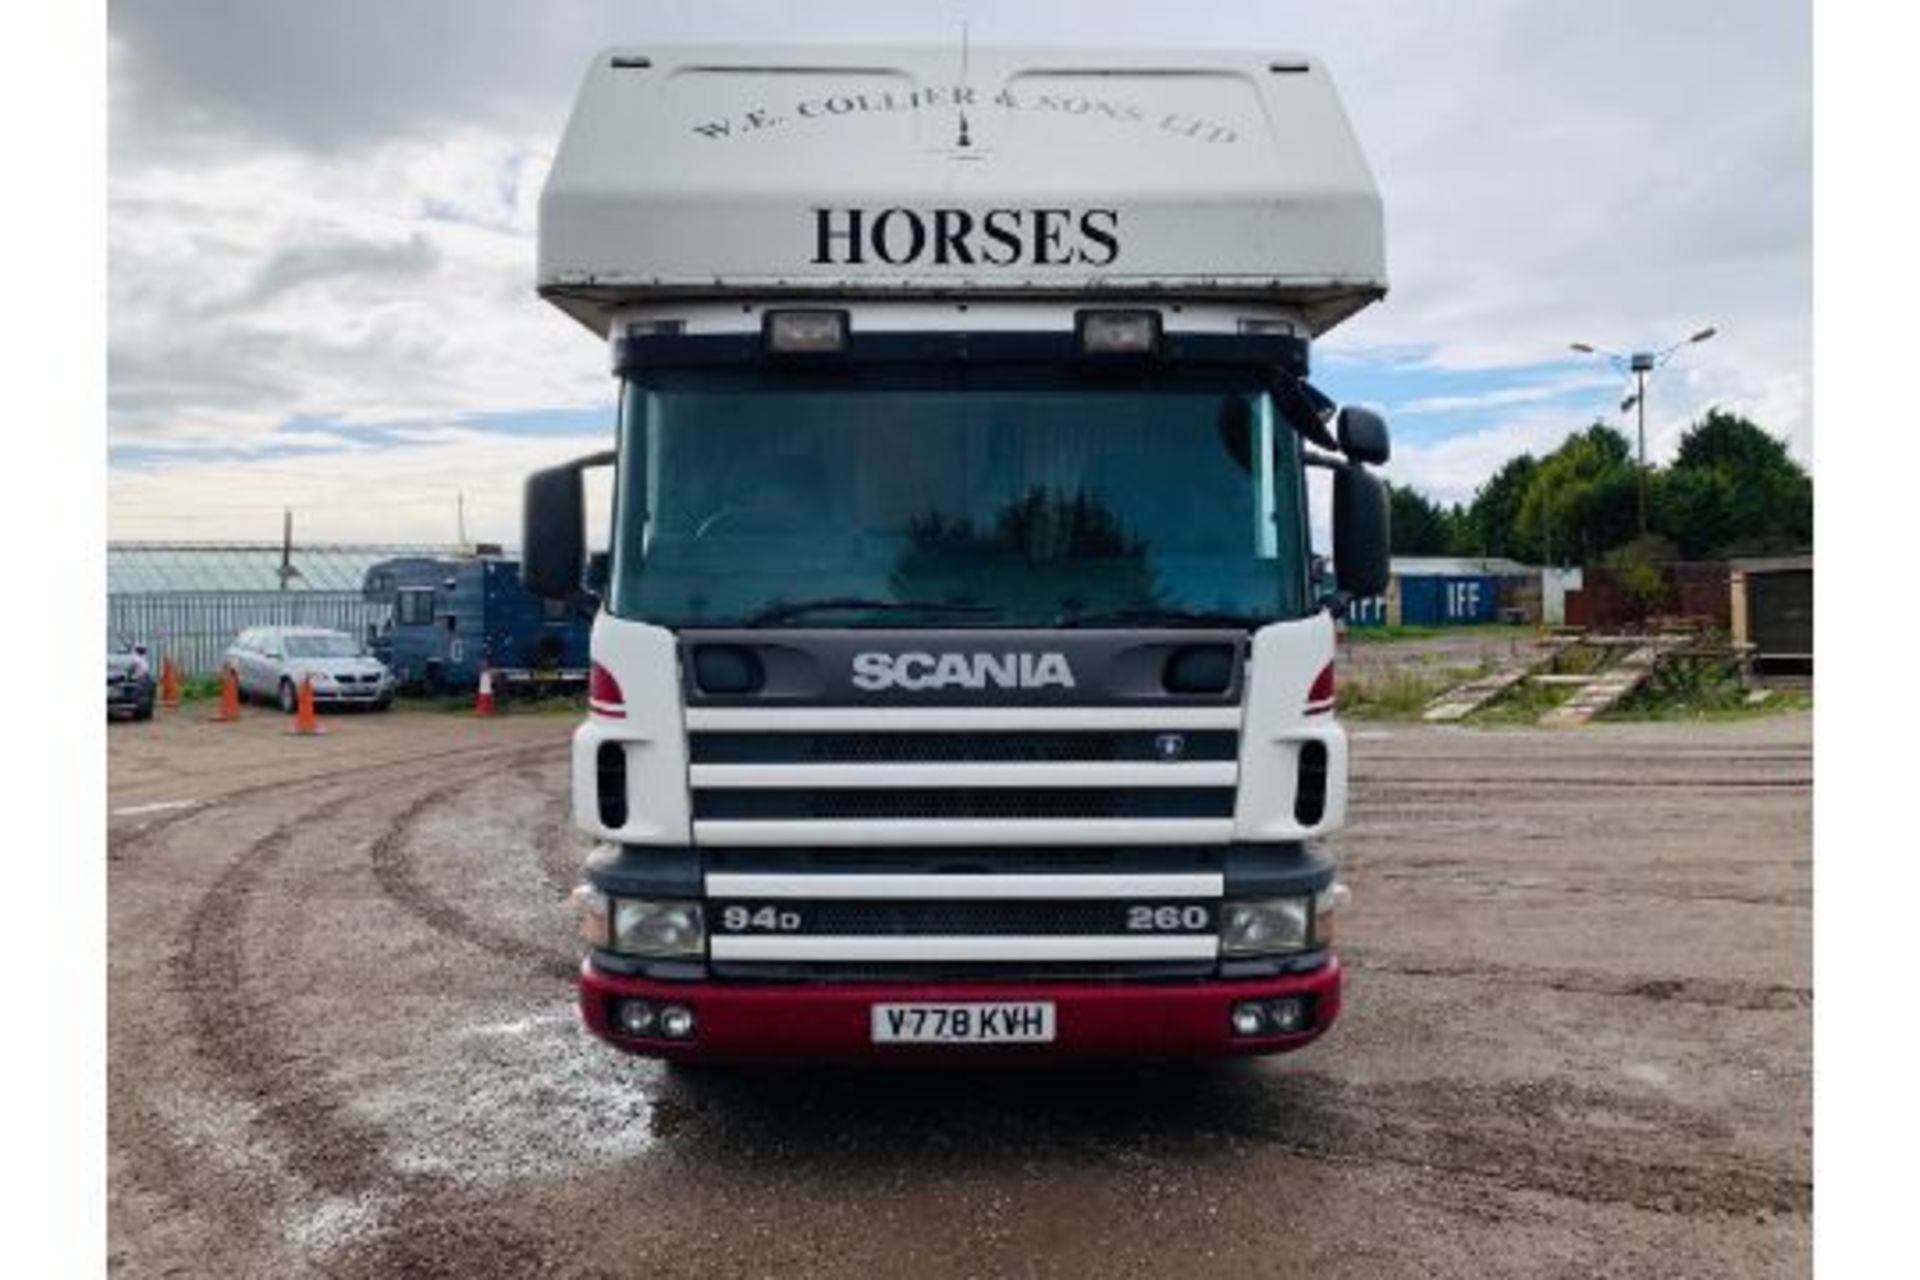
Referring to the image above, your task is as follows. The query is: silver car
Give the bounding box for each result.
[224,626,394,713]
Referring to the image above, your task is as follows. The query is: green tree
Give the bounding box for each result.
[1602,533,1680,619]
[1450,453,1541,560]
[1387,483,1455,555]
[1516,423,1640,566]
[1654,410,1811,557]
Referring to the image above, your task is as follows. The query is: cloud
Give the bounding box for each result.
[108,131,607,446]
[108,428,613,544]
[1394,371,1619,418]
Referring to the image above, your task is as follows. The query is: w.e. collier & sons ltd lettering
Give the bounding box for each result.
[691,86,1243,146]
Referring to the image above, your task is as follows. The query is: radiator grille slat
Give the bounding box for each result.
[690,729,1238,764]
[710,899,1216,936]
[694,787,1234,821]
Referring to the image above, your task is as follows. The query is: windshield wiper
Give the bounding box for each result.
[1054,606,1267,630]
[737,597,1001,627]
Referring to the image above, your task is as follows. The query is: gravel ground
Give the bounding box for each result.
[107,702,1810,1278]
[1335,629,1549,681]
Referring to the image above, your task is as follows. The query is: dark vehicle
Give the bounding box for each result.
[107,631,155,721]
[363,552,594,694]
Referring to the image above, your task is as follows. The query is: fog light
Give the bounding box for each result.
[659,1005,696,1039]
[1231,1002,1269,1037]
[615,999,658,1037]
[1267,997,1307,1033]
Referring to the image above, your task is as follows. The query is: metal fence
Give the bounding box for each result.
[109,591,392,677]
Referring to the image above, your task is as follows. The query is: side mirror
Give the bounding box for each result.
[524,451,614,599]
[1337,405,1391,466]
[1332,465,1391,598]
[585,551,610,597]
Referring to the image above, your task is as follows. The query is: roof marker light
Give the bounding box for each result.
[764,309,849,354]
[1077,309,1162,356]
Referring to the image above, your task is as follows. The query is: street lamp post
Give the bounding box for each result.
[1569,327,1716,537]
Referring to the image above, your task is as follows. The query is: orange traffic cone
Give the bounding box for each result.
[210,665,241,722]
[290,674,322,735]
[474,668,497,717]
[160,656,182,709]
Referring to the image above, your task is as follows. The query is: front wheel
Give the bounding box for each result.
[374,695,393,712]
[278,679,298,714]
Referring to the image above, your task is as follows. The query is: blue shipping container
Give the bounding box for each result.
[1344,595,1389,627]
[1397,574,1499,626]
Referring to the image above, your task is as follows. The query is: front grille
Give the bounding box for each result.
[710,899,1215,936]
[695,787,1234,821]
[691,730,1238,764]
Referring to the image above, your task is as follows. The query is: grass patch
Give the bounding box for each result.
[1604,664,1811,722]
[1467,680,1576,725]
[1338,664,1486,720]
[163,678,586,716]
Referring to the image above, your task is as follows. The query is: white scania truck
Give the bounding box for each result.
[526,43,1391,1061]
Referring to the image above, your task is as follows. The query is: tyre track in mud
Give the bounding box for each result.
[516,755,588,897]
[366,754,580,983]
[108,738,555,862]
[1249,1073,1812,1218]
[121,744,570,1270]
[1348,954,1813,1012]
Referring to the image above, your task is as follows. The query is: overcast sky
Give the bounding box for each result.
[105,0,1810,546]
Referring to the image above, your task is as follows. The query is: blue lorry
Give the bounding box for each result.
[362,551,594,695]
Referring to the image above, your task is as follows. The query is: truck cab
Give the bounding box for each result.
[526,43,1391,1061]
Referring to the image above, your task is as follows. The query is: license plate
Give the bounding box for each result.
[871,1002,1056,1044]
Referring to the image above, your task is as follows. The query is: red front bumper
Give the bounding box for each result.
[578,957,1341,1063]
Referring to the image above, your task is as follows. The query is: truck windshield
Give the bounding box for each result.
[609,365,1310,628]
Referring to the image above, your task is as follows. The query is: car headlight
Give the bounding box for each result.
[1220,896,1315,955]
[595,895,706,957]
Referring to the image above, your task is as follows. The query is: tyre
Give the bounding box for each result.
[278,678,298,714]
[374,695,393,712]
[132,700,155,722]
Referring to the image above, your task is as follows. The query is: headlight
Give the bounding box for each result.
[1220,896,1314,955]
[611,898,706,957]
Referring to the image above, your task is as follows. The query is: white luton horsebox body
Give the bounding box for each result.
[534,41,1394,1063]
[539,44,1385,334]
